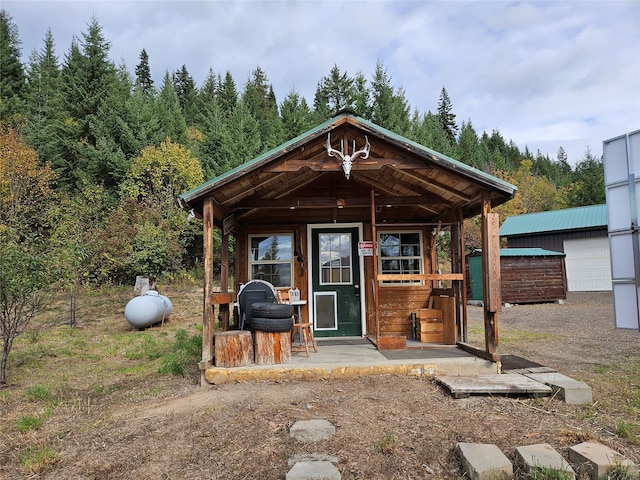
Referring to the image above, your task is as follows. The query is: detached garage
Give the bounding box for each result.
[500,205,610,292]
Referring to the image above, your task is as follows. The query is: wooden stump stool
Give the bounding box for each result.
[254,330,291,365]
[214,330,254,367]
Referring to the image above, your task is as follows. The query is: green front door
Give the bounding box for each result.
[311,227,362,337]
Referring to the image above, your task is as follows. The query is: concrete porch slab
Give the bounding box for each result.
[203,343,498,385]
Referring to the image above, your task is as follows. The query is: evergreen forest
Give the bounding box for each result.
[1,12,606,289]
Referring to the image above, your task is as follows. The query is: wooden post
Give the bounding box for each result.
[450,214,462,344]
[481,195,501,359]
[219,232,230,330]
[370,189,380,342]
[200,197,216,375]
[458,208,468,343]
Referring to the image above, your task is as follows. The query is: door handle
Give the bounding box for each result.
[354,284,360,297]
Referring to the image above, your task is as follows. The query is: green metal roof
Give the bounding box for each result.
[499,204,607,237]
[179,111,517,203]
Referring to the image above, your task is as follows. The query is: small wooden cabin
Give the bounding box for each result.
[178,111,517,374]
[468,248,567,304]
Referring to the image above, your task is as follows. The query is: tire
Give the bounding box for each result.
[251,316,293,332]
[251,302,293,319]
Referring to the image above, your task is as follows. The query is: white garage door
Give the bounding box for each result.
[564,237,612,291]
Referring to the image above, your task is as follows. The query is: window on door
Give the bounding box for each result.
[249,234,293,287]
[378,231,423,285]
[319,233,352,285]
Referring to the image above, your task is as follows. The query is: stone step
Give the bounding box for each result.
[515,443,575,479]
[525,372,592,404]
[286,460,341,480]
[569,442,638,479]
[456,442,513,480]
[290,419,336,442]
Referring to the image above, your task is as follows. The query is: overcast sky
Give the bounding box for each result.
[5,0,640,165]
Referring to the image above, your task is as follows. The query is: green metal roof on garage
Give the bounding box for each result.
[499,204,607,237]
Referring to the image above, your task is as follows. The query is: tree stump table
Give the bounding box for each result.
[254,330,291,365]
[214,331,254,367]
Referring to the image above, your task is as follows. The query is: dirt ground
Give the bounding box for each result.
[2,290,639,479]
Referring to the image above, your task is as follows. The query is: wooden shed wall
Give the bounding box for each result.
[500,255,566,303]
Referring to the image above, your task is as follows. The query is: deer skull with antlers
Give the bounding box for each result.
[326,133,370,180]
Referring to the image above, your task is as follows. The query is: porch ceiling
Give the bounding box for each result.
[179,113,516,227]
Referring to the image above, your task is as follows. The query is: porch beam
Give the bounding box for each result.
[376,273,463,281]
[232,194,444,209]
[263,155,427,172]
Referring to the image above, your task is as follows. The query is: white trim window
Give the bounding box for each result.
[249,234,293,288]
[319,232,353,285]
[378,231,423,285]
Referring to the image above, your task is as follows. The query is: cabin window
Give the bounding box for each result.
[378,231,423,285]
[249,234,293,288]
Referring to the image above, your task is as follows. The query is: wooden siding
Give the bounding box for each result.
[377,287,432,337]
[500,256,566,303]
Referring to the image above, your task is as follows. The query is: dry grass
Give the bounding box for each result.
[1,287,638,479]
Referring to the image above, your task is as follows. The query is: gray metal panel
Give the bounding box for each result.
[603,130,640,330]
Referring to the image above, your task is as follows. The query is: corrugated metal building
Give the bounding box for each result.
[499,205,610,291]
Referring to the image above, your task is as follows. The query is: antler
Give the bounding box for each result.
[326,133,345,160]
[351,135,370,160]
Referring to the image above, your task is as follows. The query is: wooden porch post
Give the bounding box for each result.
[458,208,468,342]
[370,189,380,341]
[481,195,501,360]
[219,232,230,330]
[200,197,215,380]
[450,210,463,343]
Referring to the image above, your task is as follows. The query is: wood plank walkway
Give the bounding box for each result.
[434,374,553,398]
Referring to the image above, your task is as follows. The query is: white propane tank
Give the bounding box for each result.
[124,290,172,329]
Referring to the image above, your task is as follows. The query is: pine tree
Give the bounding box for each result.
[134,49,154,97]
[280,89,314,140]
[242,66,282,150]
[57,17,121,189]
[172,65,198,125]
[457,120,479,168]
[562,149,605,207]
[0,10,26,125]
[351,71,370,118]
[24,28,65,170]
[156,72,187,144]
[371,61,395,128]
[218,70,238,117]
[437,87,458,145]
[314,65,355,116]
